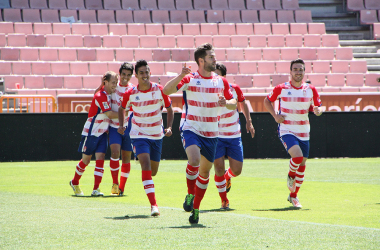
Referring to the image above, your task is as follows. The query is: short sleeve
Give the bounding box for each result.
[222,77,234,100]
[158,84,172,108]
[310,85,322,107]
[120,88,132,109]
[177,74,192,91]
[232,84,245,102]
[267,85,283,102]
[95,92,112,112]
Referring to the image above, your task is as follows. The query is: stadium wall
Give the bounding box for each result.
[0,112,379,162]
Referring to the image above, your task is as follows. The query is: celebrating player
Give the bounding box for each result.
[118,60,174,216]
[163,43,237,224]
[264,59,323,208]
[213,63,255,209]
[70,71,119,196]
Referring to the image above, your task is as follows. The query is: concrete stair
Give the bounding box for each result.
[340,40,380,72]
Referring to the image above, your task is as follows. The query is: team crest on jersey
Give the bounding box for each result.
[212,79,218,87]
[135,96,140,101]
[287,91,292,95]
[152,92,156,99]
[303,89,307,96]
[268,91,273,98]
[196,81,201,85]
[103,102,110,109]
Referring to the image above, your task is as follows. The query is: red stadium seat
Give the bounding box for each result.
[157,0,175,10]
[3,76,24,90]
[249,35,267,47]
[235,75,253,88]
[116,10,133,23]
[83,35,102,47]
[276,61,291,73]
[239,61,257,74]
[151,10,169,23]
[157,35,176,48]
[65,35,83,47]
[147,62,165,75]
[77,49,97,61]
[247,0,264,9]
[115,48,134,61]
[313,61,331,73]
[23,9,42,23]
[109,23,127,35]
[350,60,367,73]
[211,0,228,9]
[122,0,139,10]
[169,10,188,23]
[89,62,108,75]
[360,10,378,24]
[213,35,231,48]
[0,62,12,75]
[307,74,326,87]
[254,23,271,35]
[41,9,60,23]
[365,0,380,9]
[58,48,77,61]
[252,75,271,87]
[51,62,70,75]
[96,48,116,61]
[177,35,195,48]
[165,62,182,74]
[39,48,58,61]
[70,62,89,75]
[24,76,45,89]
[218,23,236,35]
[228,0,245,10]
[207,10,224,23]
[188,10,206,23]
[221,61,239,74]
[194,0,211,9]
[44,76,64,88]
[60,10,79,22]
[280,48,298,60]
[317,48,335,60]
[121,35,139,48]
[226,48,244,61]
[98,10,116,23]
[7,34,26,47]
[290,23,307,34]
[346,0,365,11]
[128,23,146,35]
[231,35,249,48]
[283,0,299,10]
[272,23,289,35]
[303,34,321,47]
[30,0,48,9]
[364,73,380,86]
[236,23,254,35]
[140,0,158,10]
[11,0,29,8]
[171,49,190,61]
[258,61,275,74]
[134,48,153,61]
[146,23,164,35]
[164,23,182,35]
[224,10,241,23]
[0,34,6,47]
[278,10,295,23]
[327,73,346,87]
[32,62,51,75]
[64,76,83,89]
[140,35,158,48]
[321,34,339,47]
[102,35,121,48]
[27,34,45,47]
[346,73,364,87]
[104,0,122,10]
[79,10,97,23]
[46,34,64,47]
[263,0,282,10]
[195,35,213,47]
[67,0,85,9]
[52,23,71,35]
[335,47,353,60]
[34,23,53,35]
[72,23,90,35]
[183,24,200,35]
[133,10,152,23]
[331,61,349,73]
[3,9,22,22]
[308,23,326,34]
[298,48,317,60]
[241,10,259,23]
[153,49,171,61]
[14,22,33,34]
[83,75,103,89]
[175,0,193,10]
[263,48,281,60]
[0,22,14,34]
[267,35,285,47]
[373,23,380,39]
[85,0,102,9]
[214,48,226,61]
[285,34,303,47]
[295,10,313,23]
[259,10,277,23]
[271,74,289,86]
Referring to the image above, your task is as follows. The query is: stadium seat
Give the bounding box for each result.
[11,0,29,8]
[239,61,257,74]
[3,76,24,90]
[254,23,271,35]
[163,23,182,35]
[164,62,182,74]
[364,73,380,86]
[34,23,53,35]
[60,10,79,22]
[346,0,365,11]
[134,48,153,61]
[46,34,64,47]
[65,35,83,47]
[236,23,254,35]
[308,23,326,34]
[221,61,239,74]
[23,9,42,23]
[32,62,51,75]
[169,10,188,23]
[224,10,241,23]
[89,62,108,75]
[225,48,243,61]
[373,23,380,40]
[146,62,164,75]
[63,76,83,89]
[146,23,164,35]
[346,73,364,87]
[0,34,6,47]
[104,0,121,10]
[317,48,335,60]
[116,10,133,23]
[259,10,277,23]
[14,22,33,34]
[307,74,326,87]
[188,10,206,23]
[79,10,97,23]
[0,0,10,8]
[83,75,102,89]
[249,35,267,47]
[133,10,152,23]
[280,47,298,60]
[96,48,115,61]
[7,34,26,47]
[0,62,12,75]
[263,48,281,60]
[153,49,171,61]
[140,0,158,10]
[70,62,89,75]
[0,22,14,34]
[364,0,380,9]
[207,10,224,23]
[247,0,264,9]
[193,0,211,9]
[83,35,102,47]
[128,23,146,35]
[327,73,345,87]
[77,49,96,61]
[39,48,58,61]
[85,0,103,9]
[263,0,282,9]
[295,10,313,23]
[30,0,48,9]
[271,23,290,35]
[231,35,249,48]
[271,74,289,86]
[211,0,228,9]
[72,23,90,35]
[335,47,353,60]
[109,23,127,35]
[276,61,291,73]
[258,61,275,74]
[283,0,299,9]
[122,0,139,10]
[24,76,45,89]
[218,23,236,35]
[157,0,175,10]
[58,48,77,61]
[360,10,378,24]
[331,61,350,73]
[175,0,193,10]
[195,35,213,47]
[3,9,22,22]
[241,10,259,23]
[267,35,285,47]
[171,48,190,61]
[350,61,367,73]
[51,62,70,75]
[299,48,317,60]
[321,34,339,47]
[303,34,321,47]
[152,10,170,23]
[121,35,139,48]
[115,48,134,61]
[213,35,231,48]
[285,34,303,47]
[234,75,253,88]
[41,9,60,23]
[157,35,175,48]
[289,23,307,34]
[98,10,116,23]
[27,34,45,47]
[67,0,85,9]
[177,35,195,48]
[213,48,225,61]
[252,75,271,87]
[100,35,119,48]
[312,61,330,73]
[140,35,158,48]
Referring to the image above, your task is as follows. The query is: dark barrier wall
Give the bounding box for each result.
[0,112,379,162]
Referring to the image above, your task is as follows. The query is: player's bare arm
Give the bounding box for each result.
[104,110,119,120]
[264,97,286,123]
[164,106,174,137]
[163,64,192,95]
[117,106,127,135]
[219,96,237,110]
[313,106,323,116]
[240,101,255,138]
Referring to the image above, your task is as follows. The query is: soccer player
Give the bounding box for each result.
[118,60,174,217]
[264,59,323,208]
[213,63,255,209]
[163,43,237,224]
[70,71,119,196]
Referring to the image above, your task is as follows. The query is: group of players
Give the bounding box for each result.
[69,43,323,224]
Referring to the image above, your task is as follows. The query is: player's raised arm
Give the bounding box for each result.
[163,63,192,95]
[240,101,255,138]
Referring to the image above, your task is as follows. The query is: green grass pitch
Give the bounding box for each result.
[0,158,379,249]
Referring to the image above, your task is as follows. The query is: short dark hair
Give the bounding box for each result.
[103,71,117,83]
[290,59,305,70]
[135,59,149,74]
[194,43,213,65]
[119,62,134,75]
[216,62,227,76]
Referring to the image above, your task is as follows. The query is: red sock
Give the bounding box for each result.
[290,165,305,198]
[186,162,199,195]
[93,160,104,190]
[215,174,228,202]
[288,157,303,178]
[119,163,131,192]
[224,167,236,181]
[110,158,120,185]
[193,174,209,210]
[72,160,87,185]
[142,170,157,206]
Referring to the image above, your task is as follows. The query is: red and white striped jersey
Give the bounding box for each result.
[120,82,172,140]
[110,82,133,128]
[81,87,112,137]
[218,84,245,138]
[177,71,234,138]
[267,81,322,141]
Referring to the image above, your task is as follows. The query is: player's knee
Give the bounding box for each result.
[188,158,200,167]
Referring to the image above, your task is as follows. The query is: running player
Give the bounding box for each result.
[70,71,119,196]
[163,43,237,224]
[264,59,322,208]
[213,63,255,209]
[118,60,174,216]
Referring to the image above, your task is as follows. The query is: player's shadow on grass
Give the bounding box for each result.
[166,224,208,229]
[70,195,125,198]
[253,207,310,211]
[105,215,151,220]
[200,208,236,213]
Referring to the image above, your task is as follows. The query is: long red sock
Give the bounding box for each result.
[290,165,305,198]
[215,174,228,202]
[119,163,131,192]
[186,162,199,195]
[110,158,120,184]
[288,157,303,178]
[193,174,209,210]
[142,170,157,206]
[72,160,87,185]
[93,160,104,190]
[224,167,236,181]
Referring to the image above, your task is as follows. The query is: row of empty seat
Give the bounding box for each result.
[347,0,380,11]
[0,22,325,36]
[0,8,313,23]
[360,9,380,24]
[0,0,301,11]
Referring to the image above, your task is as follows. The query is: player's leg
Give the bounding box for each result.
[224,137,244,194]
[91,133,108,196]
[109,127,122,195]
[149,138,163,177]
[214,140,229,209]
[119,150,132,196]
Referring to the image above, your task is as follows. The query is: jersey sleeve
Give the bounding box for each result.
[158,84,172,108]
[310,85,322,107]
[222,77,234,100]
[120,88,132,109]
[267,85,283,102]
[231,84,245,102]
[95,92,112,112]
[177,74,192,91]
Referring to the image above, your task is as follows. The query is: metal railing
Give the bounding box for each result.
[0,95,57,113]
